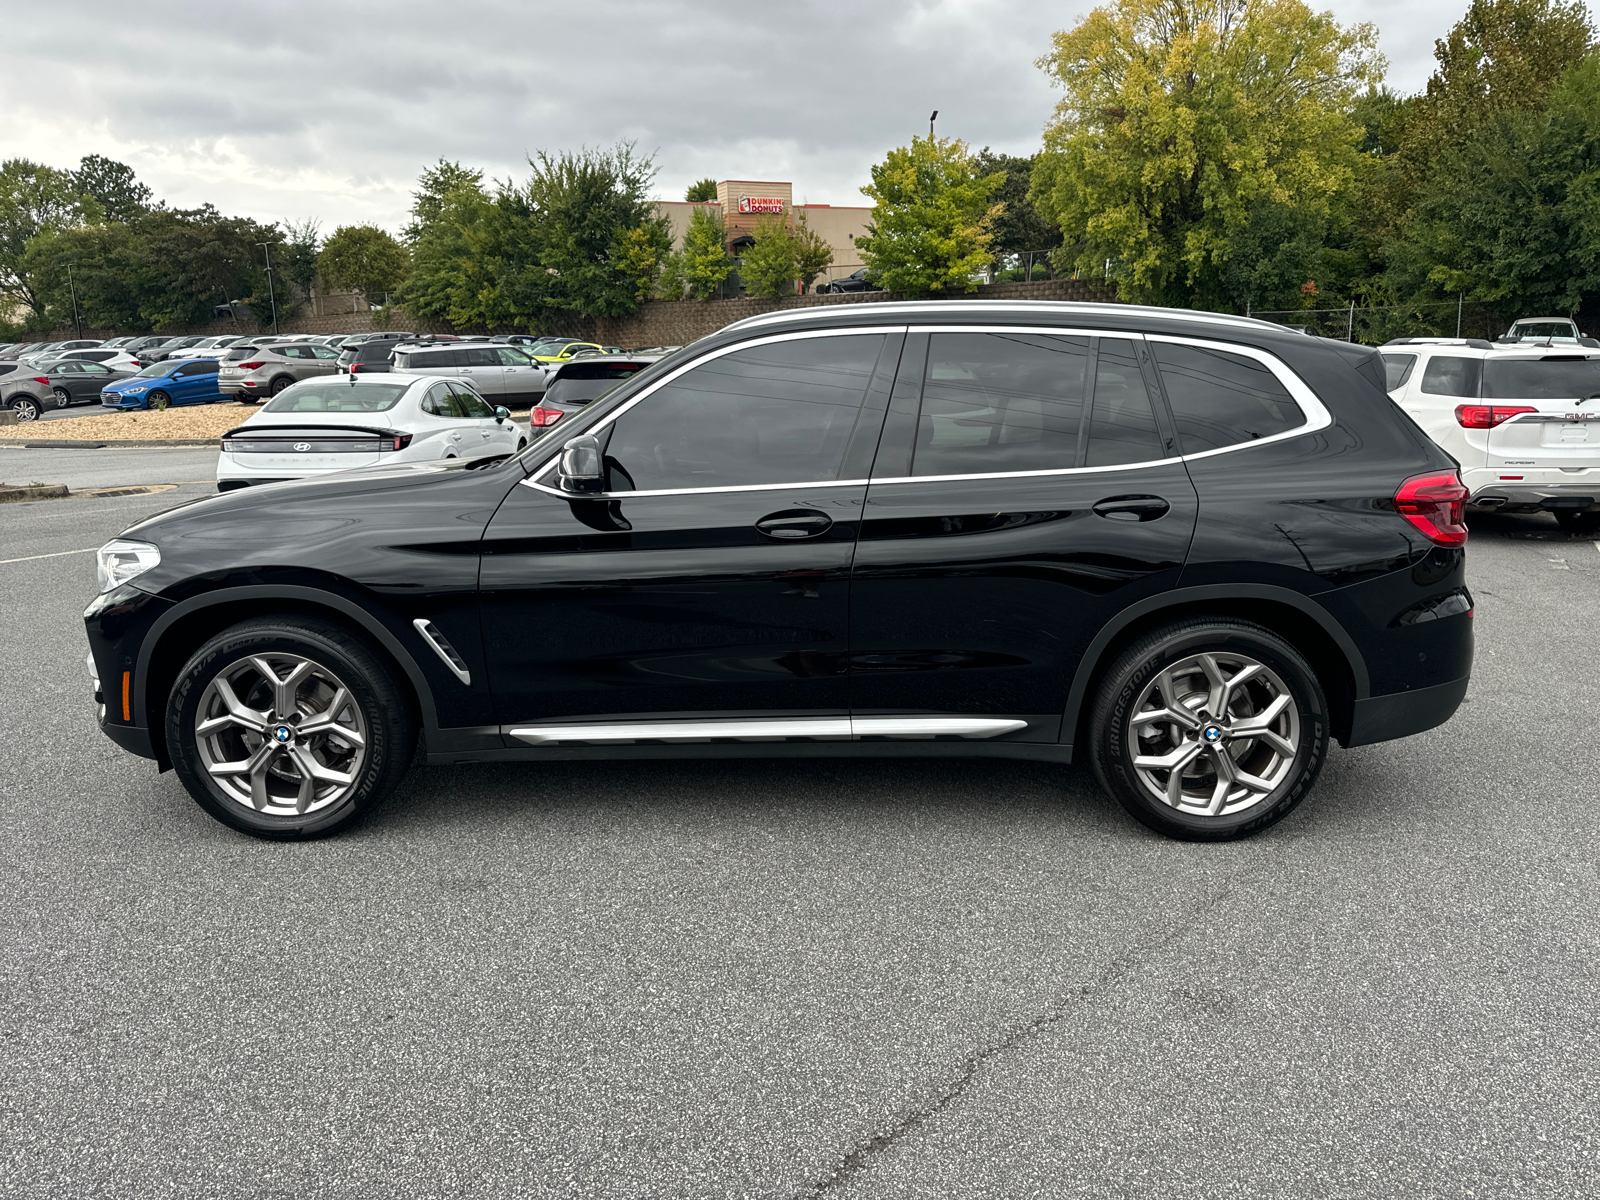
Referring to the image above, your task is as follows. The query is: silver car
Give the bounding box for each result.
[387,340,548,404]
[218,341,343,402]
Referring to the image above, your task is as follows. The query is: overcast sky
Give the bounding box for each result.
[2,0,1466,237]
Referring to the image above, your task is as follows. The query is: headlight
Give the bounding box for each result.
[124,386,147,394]
[95,539,161,593]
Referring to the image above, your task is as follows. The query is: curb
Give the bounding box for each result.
[2,438,217,448]
[0,483,70,503]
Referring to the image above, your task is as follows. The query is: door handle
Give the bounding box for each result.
[755,509,834,539]
[1092,495,1169,522]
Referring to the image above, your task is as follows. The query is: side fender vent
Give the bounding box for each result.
[413,618,471,686]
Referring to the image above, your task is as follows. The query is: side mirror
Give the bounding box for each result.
[494,405,510,423]
[558,434,605,494]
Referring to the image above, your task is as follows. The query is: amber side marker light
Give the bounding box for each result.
[121,672,131,721]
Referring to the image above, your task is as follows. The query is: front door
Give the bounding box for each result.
[480,330,901,728]
[848,329,1198,741]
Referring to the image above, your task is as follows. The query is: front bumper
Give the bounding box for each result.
[101,393,147,409]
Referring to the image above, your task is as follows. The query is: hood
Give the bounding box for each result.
[106,372,174,389]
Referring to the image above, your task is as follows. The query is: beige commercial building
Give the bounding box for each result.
[654,179,872,289]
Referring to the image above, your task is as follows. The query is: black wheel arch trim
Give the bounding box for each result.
[133,584,442,744]
[1059,583,1371,753]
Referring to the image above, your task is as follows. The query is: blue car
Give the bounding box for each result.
[101,358,226,410]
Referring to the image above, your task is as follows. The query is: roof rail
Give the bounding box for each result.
[722,299,1288,334]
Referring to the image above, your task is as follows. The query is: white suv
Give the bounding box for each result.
[1380,338,1600,533]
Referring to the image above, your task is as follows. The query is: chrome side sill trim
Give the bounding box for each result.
[413,618,472,686]
[505,716,1027,746]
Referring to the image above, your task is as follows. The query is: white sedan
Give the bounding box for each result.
[216,373,527,491]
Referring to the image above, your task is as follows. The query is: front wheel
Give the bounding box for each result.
[1553,509,1600,535]
[166,617,416,839]
[1089,617,1328,841]
[269,376,294,396]
[145,389,169,410]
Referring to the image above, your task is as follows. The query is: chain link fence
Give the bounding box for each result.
[1250,298,1507,344]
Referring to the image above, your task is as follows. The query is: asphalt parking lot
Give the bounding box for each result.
[2,447,1598,1199]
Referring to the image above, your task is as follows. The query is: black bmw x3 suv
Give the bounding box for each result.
[86,301,1473,841]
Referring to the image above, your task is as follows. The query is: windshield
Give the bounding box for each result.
[1483,357,1600,399]
[135,361,179,377]
[262,382,410,412]
[1512,321,1578,340]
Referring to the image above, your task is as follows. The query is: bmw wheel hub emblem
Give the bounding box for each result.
[1202,724,1224,743]
[273,725,293,744]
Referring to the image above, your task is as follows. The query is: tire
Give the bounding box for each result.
[10,396,41,422]
[146,389,169,410]
[269,375,294,396]
[165,617,416,839]
[1553,509,1600,535]
[1089,617,1328,841]
[51,386,72,407]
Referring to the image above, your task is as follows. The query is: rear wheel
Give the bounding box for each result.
[51,386,72,407]
[166,617,415,839]
[10,396,41,422]
[1553,509,1600,535]
[1089,618,1328,841]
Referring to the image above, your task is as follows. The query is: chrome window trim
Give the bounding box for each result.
[519,325,906,497]
[865,328,1329,486]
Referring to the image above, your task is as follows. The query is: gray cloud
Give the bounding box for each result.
[2,0,1465,233]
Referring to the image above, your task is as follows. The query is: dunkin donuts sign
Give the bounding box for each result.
[737,196,785,215]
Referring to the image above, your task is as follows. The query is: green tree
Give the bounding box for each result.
[278,218,322,305]
[685,178,718,202]
[1029,0,1382,308]
[0,158,98,320]
[678,204,733,300]
[790,210,833,292]
[857,135,1004,295]
[71,155,152,223]
[317,224,411,301]
[405,159,485,243]
[972,149,1056,272]
[739,214,799,299]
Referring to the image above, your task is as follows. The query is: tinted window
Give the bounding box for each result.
[1085,340,1164,466]
[462,347,499,367]
[421,382,460,418]
[262,383,410,412]
[224,347,262,363]
[913,333,1089,476]
[1419,356,1481,398]
[601,334,885,491]
[449,384,495,419]
[408,350,459,369]
[1382,353,1418,391]
[1483,357,1600,399]
[0,364,14,377]
[1153,342,1303,452]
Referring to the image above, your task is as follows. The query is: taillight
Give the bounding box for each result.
[1394,470,1469,546]
[528,406,564,426]
[1455,404,1537,429]
[130,360,143,367]
[381,434,413,451]
[237,361,265,370]
[33,376,49,385]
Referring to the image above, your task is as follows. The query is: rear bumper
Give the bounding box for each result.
[1465,468,1600,511]
[1343,675,1470,748]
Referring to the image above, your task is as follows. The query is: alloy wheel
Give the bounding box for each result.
[13,399,39,422]
[193,653,368,817]
[1127,651,1301,818]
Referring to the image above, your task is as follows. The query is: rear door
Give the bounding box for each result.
[848,328,1198,742]
[174,358,221,404]
[457,346,504,397]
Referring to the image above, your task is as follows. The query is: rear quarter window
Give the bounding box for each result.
[1419,356,1481,397]
[1151,342,1304,453]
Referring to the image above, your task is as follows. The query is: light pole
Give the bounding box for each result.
[67,264,82,339]
[255,242,280,334]
[929,109,938,139]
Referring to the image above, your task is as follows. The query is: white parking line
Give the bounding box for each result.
[0,547,97,564]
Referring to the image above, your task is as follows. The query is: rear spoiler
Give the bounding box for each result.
[221,423,395,440]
